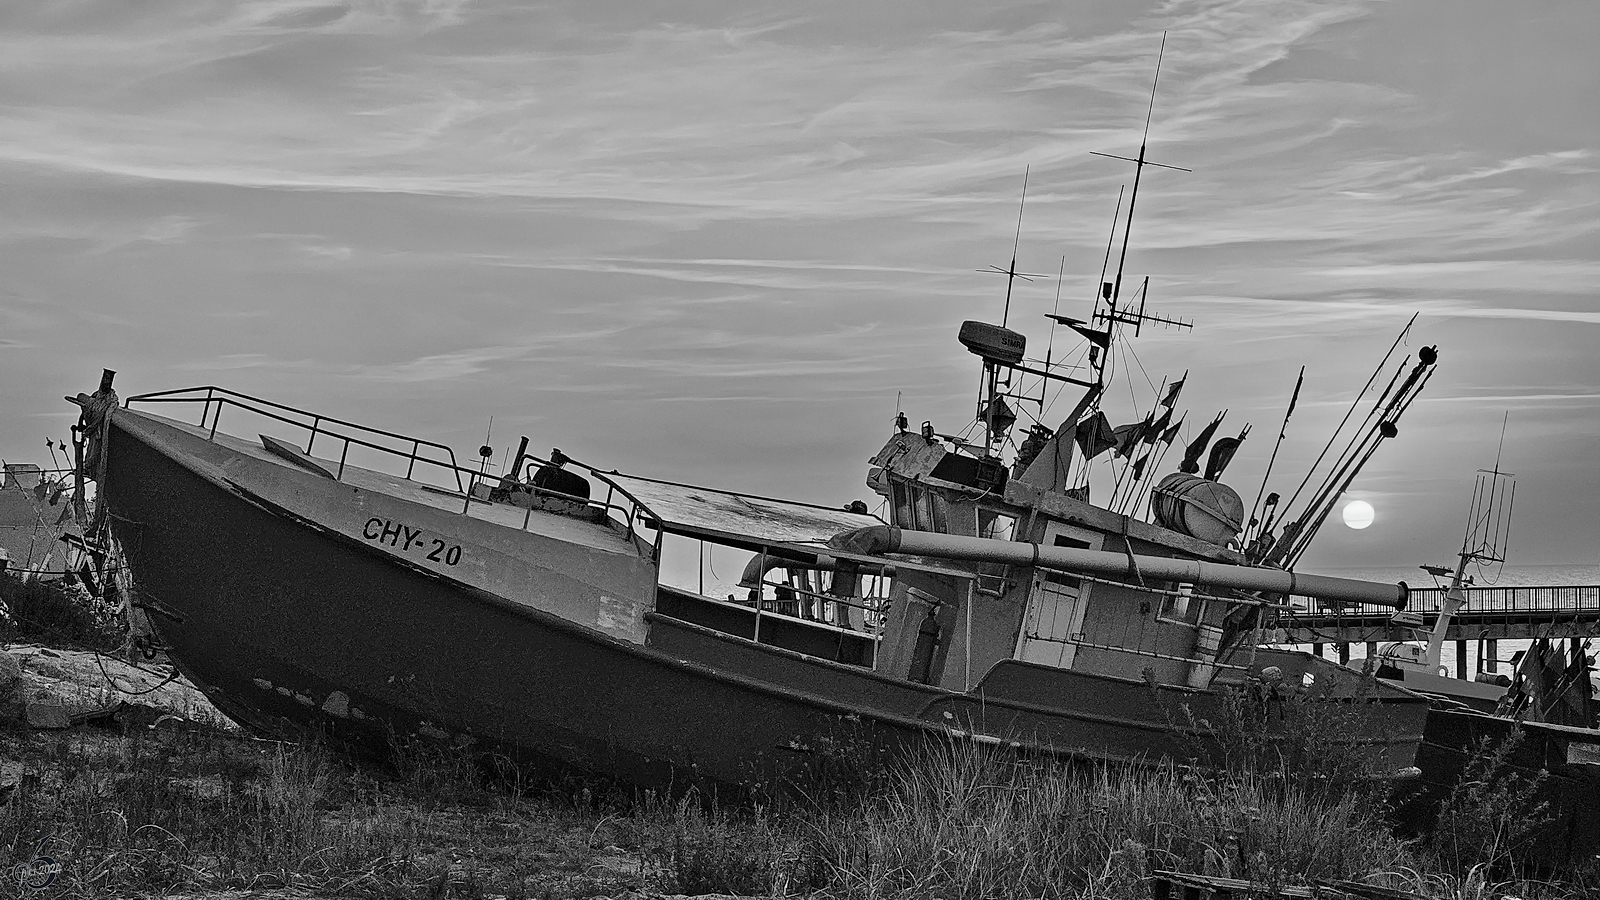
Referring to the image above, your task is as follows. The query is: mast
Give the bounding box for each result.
[1090,33,1191,310]
[1421,415,1516,670]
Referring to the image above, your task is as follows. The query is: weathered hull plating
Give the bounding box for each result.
[103,409,1429,788]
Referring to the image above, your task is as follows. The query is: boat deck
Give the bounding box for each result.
[143,412,639,557]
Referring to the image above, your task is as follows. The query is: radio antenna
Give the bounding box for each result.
[979,166,1050,327]
[1091,32,1191,310]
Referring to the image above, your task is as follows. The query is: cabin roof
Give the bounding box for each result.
[604,473,882,546]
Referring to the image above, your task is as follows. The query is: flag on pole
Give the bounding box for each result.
[1074,412,1119,459]
[1159,416,1184,444]
[1114,414,1151,457]
[1179,413,1223,474]
[1144,408,1171,444]
[1160,374,1186,408]
[1205,425,1251,481]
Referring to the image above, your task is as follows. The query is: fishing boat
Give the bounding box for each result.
[67,40,1486,791]
[62,110,1452,791]
[67,339,1430,786]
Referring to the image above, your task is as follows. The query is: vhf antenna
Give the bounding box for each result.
[979,166,1051,327]
[1090,32,1192,319]
[1463,411,1516,564]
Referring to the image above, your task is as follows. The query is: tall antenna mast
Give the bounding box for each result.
[1091,32,1191,310]
[979,166,1050,327]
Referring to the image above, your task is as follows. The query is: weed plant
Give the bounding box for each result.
[0,573,122,652]
[3,715,1590,899]
[635,788,786,896]
[2,657,1589,898]
[1420,730,1553,881]
[0,725,644,899]
[786,741,1411,900]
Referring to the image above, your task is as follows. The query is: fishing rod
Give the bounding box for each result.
[1244,366,1304,544]
[1271,345,1438,568]
[1273,314,1416,528]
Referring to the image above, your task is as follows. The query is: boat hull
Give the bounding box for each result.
[104,413,951,786]
[100,407,1429,789]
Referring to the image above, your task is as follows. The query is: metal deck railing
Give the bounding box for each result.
[124,386,664,554]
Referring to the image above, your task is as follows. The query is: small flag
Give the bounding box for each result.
[1204,425,1251,481]
[1047,314,1112,349]
[1161,375,1186,408]
[1179,413,1223,474]
[1144,408,1171,444]
[1074,412,1119,459]
[1113,414,1151,457]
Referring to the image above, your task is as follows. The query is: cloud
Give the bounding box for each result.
[2,0,1596,567]
[351,346,533,383]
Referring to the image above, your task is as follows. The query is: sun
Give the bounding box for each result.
[1342,500,1375,530]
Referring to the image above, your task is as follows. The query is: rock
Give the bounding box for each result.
[25,702,72,729]
[0,650,20,700]
[5,643,238,733]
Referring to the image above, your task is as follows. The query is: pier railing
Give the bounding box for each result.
[123,386,663,553]
[1297,583,1600,619]
[1270,581,1600,644]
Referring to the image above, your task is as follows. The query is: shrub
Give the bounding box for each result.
[1423,729,1552,879]
[789,739,1412,900]
[0,573,124,651]
[637,788,782,897]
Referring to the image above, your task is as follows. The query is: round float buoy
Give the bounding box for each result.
[1152,473,1244,544]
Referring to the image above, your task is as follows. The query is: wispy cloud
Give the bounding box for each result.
[2,0,1597,564]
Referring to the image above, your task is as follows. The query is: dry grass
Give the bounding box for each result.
[4,658,1597,900]
[3,718,1596,899]
[0,723,645,899]
[782,742,1408,900]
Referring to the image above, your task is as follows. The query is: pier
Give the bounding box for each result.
[1262,583,1600,677]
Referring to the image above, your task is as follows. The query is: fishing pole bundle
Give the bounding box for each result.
[1254,333,1438,569]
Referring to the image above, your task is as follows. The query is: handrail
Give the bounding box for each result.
[122,385,665,558]
[128,385,465,491]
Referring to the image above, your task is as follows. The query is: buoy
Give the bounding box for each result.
[1152,473,1244,544]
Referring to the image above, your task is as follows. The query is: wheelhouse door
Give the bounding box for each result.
[1015,522,1102,668]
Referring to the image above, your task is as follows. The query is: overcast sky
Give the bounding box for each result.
[2,1,1596,570]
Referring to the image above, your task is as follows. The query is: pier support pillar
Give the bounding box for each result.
[1455,640,1468,679]
[1366,641,1377,662]
[1312,642,1323,658]
[1338,643,1349,665]
[1486,639,1497,672]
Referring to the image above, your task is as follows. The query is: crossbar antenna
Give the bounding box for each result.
[1091,32,1192,311]
[1089,276,1193,335]
[978,166,1051,327]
